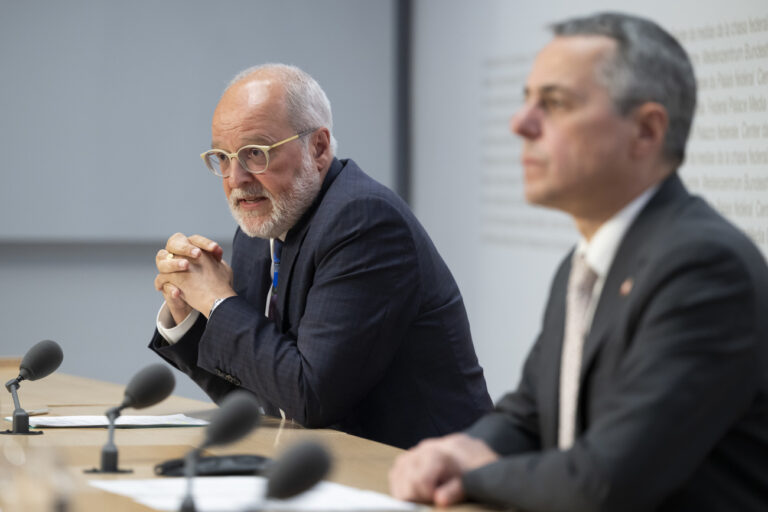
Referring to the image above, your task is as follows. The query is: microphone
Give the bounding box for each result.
[242,440,333,511]
[265,441,333,500]
[2,339,64,435]
[19,339,64,382]
[180,390,262,512]
[201,391,262,450]
[85,364,175,473]
[119,363,177,411]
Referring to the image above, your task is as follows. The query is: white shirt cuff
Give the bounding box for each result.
[156,302,200,345]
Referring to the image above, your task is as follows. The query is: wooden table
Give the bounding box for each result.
[0,364,496,511]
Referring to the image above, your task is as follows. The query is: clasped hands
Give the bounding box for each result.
[388,433,499,507]
[155,233,235,325]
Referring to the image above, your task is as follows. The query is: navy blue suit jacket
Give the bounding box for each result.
[463,174,768,511]
[151,158,491,448]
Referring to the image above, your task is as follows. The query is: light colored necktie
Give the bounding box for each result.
[558,252,598,449]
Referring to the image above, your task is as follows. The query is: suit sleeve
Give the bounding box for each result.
[149,314,238,403]
[465,258,573,456]
[462,239,763,512]
[465,337,543,455]
[162,196,421,426]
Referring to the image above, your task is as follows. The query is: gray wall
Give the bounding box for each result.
[0,0,395,402]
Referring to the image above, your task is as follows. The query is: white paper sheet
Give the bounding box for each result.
[90,476,422,511]
[4,413,208,428]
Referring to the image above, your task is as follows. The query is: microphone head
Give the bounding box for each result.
[203,391,261,448]
[19,339,63,381]
[266,441,332,500]
[122,364,175,409]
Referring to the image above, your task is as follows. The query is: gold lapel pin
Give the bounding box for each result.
[620,277,634,296]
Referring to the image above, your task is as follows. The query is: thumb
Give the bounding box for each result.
[163,283,184,303]
[433,477,465,507]
[163,284,192,320]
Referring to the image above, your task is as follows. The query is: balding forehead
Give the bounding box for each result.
[215,77,287,123]
[222,76,284,106]
[211,77,291,150]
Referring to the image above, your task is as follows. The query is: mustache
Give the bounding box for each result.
[229,184,272,202]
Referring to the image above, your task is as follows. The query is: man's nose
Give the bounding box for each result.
[226,156,257,188]
[510,103,542,139]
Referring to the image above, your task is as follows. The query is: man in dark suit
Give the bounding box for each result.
[149,64,491,449]
[390,12,768,510]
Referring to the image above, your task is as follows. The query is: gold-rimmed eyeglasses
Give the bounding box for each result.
[200,128,316,177]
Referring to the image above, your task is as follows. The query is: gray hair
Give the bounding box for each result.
[227,63,338,155]
[552,12,696,167]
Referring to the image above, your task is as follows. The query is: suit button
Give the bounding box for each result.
[216,368,241,386]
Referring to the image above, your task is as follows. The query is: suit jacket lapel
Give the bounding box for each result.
[579,173,689,383]
[277,220,310,327]
[276,158,345,328]
[580,253,640,383]
[540,257,571,448]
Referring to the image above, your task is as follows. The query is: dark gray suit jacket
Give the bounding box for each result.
[463,174,768,511]
[150,158,492,449]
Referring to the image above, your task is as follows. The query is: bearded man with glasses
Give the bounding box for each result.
[149,64,491,449]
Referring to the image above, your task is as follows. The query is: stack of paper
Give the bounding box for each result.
[5,414,208,428]
[90,476,422,511]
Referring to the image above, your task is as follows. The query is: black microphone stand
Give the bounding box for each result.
[179,448,201,512]
[84,405,132,474]
[176,391,262,512]
[1,377,43,435]
[84,364,175,474]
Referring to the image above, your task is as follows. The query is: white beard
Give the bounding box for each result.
[227,149,322,239]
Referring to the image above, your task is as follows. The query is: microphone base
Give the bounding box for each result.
[83,467,133,474]
[83,438,134,473]
[83,444,132,474]
[0,429,43,436]
[0,409,44,435]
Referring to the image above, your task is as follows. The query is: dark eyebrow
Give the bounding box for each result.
[523,84,583,102]
[525,84,576,96]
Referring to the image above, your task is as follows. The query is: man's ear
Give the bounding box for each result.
[630,102,668,160]
[310,127,332,171]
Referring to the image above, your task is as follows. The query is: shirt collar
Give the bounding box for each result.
[270,236,286,260]
[576,184,659,278]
